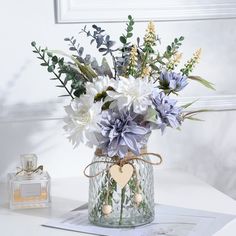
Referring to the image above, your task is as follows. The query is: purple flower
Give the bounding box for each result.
[95,108,149,158]
[152,91,182,133]
[159,70,188,92]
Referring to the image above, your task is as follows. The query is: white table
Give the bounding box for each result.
[0,169,236,236]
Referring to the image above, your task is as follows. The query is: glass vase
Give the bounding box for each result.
[88,150,155,228]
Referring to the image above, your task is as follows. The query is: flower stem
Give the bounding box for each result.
[119,186,126,225]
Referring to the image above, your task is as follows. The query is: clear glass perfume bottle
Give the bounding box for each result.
[8,154,51,209]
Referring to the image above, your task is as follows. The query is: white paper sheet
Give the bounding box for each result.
[42,204,235,236]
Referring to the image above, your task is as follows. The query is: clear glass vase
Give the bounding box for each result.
[88,150,155,228]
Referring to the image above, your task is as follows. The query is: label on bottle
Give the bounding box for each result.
[20,183,41,197]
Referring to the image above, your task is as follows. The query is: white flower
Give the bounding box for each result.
[107,76,155,113]
[85,76,114,97]
[64,95,102,148]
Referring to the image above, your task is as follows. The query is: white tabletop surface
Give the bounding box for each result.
[0,169,236,236]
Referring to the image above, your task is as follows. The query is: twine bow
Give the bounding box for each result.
[83,148,162,178]
[16,165,44,176]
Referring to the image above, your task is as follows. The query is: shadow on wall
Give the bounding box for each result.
[150,111,236,200]
[194,112,236,200]
[0,61,60,179]
[184,112,236,200]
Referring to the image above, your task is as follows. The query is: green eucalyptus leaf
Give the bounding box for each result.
[40,63,47,66]
[127,26,133,32]
[58,58,64,66]
[127,32,133,38]
[120,36,127,44]
[98,48,107,52]
[167,45,172,52]
[47,65,54,72]
[59,94,71,97]
[74,87,86,98]
[52,56,58,63]
[47,51,53,57]
[69,47,77,51]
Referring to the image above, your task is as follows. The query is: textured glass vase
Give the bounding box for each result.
[88,150,155,228]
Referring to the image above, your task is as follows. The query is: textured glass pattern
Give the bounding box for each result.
[88,153,154,227]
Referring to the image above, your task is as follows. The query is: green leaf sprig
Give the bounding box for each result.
[31,41,74,99]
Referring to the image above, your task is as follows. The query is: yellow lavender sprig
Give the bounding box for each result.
[143,21,157,52]
[141,65,151,77]
[128,45,138,76]
[181,48,202,76]
[141,21,158,77]
[167,52,183,71]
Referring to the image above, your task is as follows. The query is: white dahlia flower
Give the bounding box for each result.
[85,76,114,97]
[107,76,155,113]
[64,95,102,147]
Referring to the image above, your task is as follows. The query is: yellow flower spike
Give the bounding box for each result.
[193,48,202,64]
[147,21,156,34]
[141,66,151,77]
[129,45,138,67]
[185,48,202,67]
[144,21,156,46]
[181,48,202,75]
[166,52,183,70]
[173,52,183,65]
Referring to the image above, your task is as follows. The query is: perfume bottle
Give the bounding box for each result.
[8,154,51,209]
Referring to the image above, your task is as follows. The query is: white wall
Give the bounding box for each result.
[0,0,236,199]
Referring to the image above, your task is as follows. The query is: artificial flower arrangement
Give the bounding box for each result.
[31,15,214,227]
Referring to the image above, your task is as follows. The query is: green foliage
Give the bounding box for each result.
[188,76,215,90]
[163,36,184,59]
[185,116,204,121]
[31,41,88,99]
[119,15,134,46]
[181,99,199,109]
[31,15,214,102]
[183,109,211,122]
[31,41,36,47]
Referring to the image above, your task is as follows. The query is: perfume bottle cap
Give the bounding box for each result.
[20,154,38,172]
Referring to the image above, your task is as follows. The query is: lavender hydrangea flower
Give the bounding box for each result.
[159,70,188,92]
[95,108,149,158]
[152,91,182,133]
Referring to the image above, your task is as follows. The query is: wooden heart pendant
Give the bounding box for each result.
[109,164,134,189]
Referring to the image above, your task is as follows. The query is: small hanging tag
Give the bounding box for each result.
[109,164,134,189]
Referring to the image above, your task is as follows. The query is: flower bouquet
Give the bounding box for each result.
[31,15,214,227]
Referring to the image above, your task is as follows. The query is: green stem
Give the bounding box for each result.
[141,51,149,76]
[119,187,126,225]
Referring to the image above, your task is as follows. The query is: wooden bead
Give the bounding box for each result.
[134,193,143,204]
[102,204,112,215]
